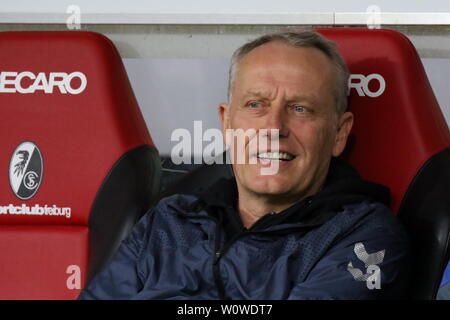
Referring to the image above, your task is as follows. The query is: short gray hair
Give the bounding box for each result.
[228,30,349,115]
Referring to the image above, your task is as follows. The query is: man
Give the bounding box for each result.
[79,30,410,300]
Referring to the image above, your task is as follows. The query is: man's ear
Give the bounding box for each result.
[332,111,354,157]
[218,102,230,130]
[218,102,231,147]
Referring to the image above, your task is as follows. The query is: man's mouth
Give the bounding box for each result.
[256,152,296,161]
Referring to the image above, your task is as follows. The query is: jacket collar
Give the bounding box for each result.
[192,157,391,232]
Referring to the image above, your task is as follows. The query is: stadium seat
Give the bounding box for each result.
[161,28,450,299]
[0,31,161,299]
[316,28,450,299]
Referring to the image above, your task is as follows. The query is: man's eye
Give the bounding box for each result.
[248,102,262,108]
[293,105,307,113]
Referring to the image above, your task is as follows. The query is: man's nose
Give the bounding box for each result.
[263,108,289,138]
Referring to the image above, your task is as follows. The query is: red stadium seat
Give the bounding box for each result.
[314,28,449,214]
[0,31,161,299]
[315,28,450,299]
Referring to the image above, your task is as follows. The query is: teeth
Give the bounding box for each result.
[257,152,294,160]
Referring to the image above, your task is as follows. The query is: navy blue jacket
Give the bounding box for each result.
[79,158,410,299]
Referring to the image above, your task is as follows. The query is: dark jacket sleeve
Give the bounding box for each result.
[77,209,154,300]
[288,209,411,300]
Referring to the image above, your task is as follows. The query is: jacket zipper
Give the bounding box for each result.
[177,211,229,300]
[210,220,329,300]
[212,216,228,300]
[176,201,333,300]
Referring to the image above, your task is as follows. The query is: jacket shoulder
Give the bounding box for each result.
[153,193,201,214]
[339,201,409,244]
[290,202,411,299]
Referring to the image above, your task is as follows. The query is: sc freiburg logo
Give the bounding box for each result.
[9,142,43,200]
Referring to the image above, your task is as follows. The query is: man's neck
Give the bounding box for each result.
[237,191,304,228]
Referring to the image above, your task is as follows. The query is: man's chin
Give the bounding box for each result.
[246,176,296,197]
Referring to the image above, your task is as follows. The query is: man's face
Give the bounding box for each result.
[219,41,353,203]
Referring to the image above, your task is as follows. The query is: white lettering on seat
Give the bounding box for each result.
[349,73,386,97]
[0,71,87,94]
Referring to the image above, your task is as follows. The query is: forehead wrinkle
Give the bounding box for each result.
[241,86,319,105]
[286,93,319,104]
[238,68,325,102]
[241,88,278,101]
